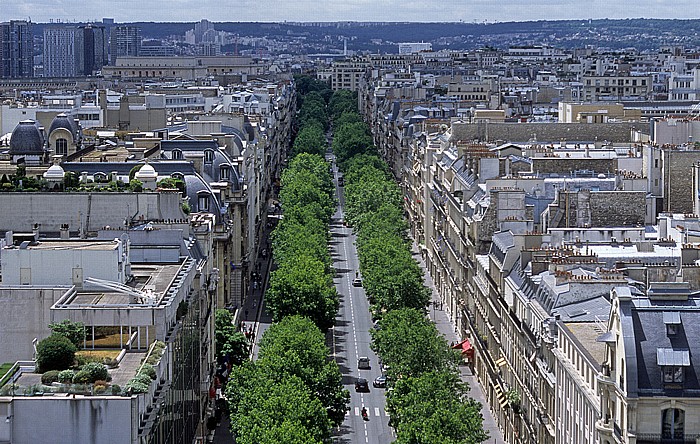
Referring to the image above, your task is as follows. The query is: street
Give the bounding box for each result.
[328,154,393,444]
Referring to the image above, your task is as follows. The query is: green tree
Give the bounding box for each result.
[332,121,373,165]
[389,370,488,444]
[36,334,77,372]
[215,309,249,365]
[372,308,459,379]
[265,255,338,331]
[291,123,326,158]
[48,319,85,347]
[227,370,331,444]
[257,316,349,426]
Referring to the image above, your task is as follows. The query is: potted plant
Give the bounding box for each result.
[506,388,521,414]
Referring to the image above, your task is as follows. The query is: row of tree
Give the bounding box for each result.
[337,103,488,442]
[226,316,349,444]
[224,76,348,443]
[373,309,488,443]
[265,152,338,331]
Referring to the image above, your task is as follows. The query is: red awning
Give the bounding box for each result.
[453,338,473,357]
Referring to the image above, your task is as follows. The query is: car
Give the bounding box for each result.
[373,375,387,388]
[358,357,370,369]
[352,277,363,287]
[338,176,344,186]
[355,377,369,392]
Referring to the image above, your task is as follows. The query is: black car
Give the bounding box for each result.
[355,377,369,392]
[338,176,344,186]
[373,375,387,388]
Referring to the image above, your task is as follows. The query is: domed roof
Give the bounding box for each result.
[135,163,157,180]
[9,120,45,155]
[48,113,78,141]
[43,164,65,180]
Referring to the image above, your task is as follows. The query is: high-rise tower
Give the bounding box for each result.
[0,20,33,78]
[110,25,141,63]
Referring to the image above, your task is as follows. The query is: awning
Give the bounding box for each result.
[663,311,681,325]
[657,348,690,366]
[453,338,474,357]
[596,331,617,343]
[493,382,508,410]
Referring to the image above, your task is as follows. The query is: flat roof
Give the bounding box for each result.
[564,322,607,366]
[68,262,183,307]
[11,240,119,251]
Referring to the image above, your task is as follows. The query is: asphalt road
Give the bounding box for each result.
[328,154,394,444]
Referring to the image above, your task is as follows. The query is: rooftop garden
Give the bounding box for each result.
[0,321,166,397]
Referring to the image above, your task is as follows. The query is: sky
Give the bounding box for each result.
[2,0,699,23]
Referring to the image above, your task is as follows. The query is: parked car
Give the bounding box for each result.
[355,377,369,392]
[352,277,363,287]
[373,375,387,388]
[358,357,370,369]
[338,176,344,186]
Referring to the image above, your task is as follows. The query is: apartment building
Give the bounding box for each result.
[0,20,33,79]
[0,195,217,444]
[581,75,652,101]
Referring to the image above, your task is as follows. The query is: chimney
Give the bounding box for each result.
[185,151,205,174]
[659,215,668,239]
[60,223,70,240]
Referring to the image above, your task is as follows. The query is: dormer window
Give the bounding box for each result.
[172,149,183,160]
[658,348,690,385]
[663,366,684,383]
[55,138,68,156]
[197,191,210,212]
[220,165,230,181]
[663,312,681,336]
[204,149,215,164]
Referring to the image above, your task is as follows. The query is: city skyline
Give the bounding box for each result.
[2,0,700,24]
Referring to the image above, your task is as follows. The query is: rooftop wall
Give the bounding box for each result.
[451,121,640,143]
[0,286,72,363]
[0,192,185,234]
[1,396,136,444]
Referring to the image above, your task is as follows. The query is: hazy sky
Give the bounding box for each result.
[2,0,699,23]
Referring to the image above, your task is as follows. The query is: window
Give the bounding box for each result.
[667,324,678,336]
[55,138,68,156]
[220,166,230,181]
[198,193,210,212]
[204,149,214,164]
[172,149,182,160]
[662,408,684,439]
[663,366,684,383]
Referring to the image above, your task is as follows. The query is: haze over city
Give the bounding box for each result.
[2,0,700,23]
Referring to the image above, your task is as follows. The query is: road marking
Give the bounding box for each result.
[374,407,380,417]
[354,407,359,416]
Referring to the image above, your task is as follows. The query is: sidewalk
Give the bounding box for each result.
[413,246,505,443]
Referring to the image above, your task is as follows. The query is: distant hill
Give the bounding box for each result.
[31,19,700,52]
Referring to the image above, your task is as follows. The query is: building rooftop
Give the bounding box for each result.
[64,261,184,308]
[564,322,608,366]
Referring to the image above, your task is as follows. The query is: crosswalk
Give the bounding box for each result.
[348,406,390,417]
